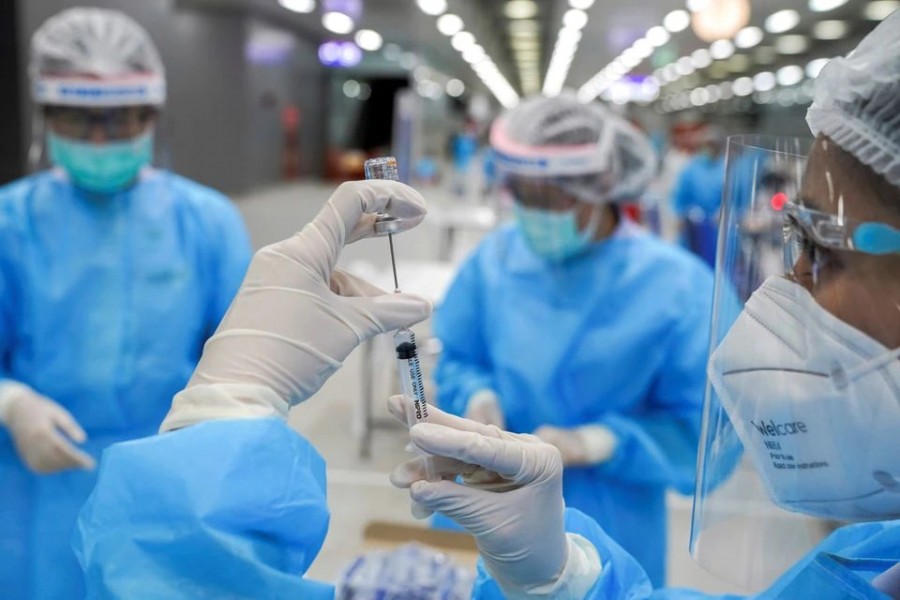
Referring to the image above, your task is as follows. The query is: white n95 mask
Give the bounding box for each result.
[708,275,900,520]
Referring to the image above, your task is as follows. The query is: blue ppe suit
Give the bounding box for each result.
[433,221,715,586]
[75,419,334,599]
[0,169,251,599]
[77,418,899,599]
[472,510,900,599]
[672,154,726,268]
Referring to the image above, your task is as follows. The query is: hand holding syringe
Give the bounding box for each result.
[365,157,438,481]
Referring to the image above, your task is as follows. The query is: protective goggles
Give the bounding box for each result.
[782,201,900,272]
[43,106,157,141]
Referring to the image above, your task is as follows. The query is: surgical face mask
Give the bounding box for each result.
[709,275,900,520]
[47,129,153,194]
[513,204,598,263]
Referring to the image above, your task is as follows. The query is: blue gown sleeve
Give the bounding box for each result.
[434,253,495,416]
[0,198,19,383]
[594,264,713,493]
[672,165,692,218]
[73,418,334,599]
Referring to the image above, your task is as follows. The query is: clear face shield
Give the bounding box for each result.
[691,135,900,591]
[29,75,168,194]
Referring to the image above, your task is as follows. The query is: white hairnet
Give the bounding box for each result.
[806,10,900,189]
[30,8,166,107]
[490,93,656,205]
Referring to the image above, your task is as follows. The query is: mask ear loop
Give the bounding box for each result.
[833,345,900,389]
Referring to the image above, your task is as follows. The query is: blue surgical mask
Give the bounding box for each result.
[47,130,153,194]
[513,204,598,262]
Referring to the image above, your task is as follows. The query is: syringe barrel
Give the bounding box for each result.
[394,328,429,427]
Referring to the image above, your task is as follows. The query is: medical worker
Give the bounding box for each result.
[432,94,714,585]
[394,12,900,598]
[0,9,250,598]
[671,127,726,267]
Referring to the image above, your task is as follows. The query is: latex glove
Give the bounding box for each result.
[464,389,505,429]
[0,382,95,474]
[534,425,617,467]
[160,180,433,432]
[389,396,601,599]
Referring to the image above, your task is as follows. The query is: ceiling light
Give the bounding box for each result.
[633,38,654,58]
[735,25,764,48]
[437,13,464,35]
[753,71,776,92]
[691,48,712,69]
[809,0,849,11]
[776,65,804,86]
[416,0,446,16]
[509,20,540,36]
[806,57,831,77]
[687,0,712,11]
[446,78,466,97]
[864,0,900,19]
[765,9,800,33]
[733,76,754,96]
[355,29,383,51]
[664,9,691,32]
[710,39,735,59]
[676,56,695,75]
[776,35,809,54]
[462,44,486,63]
[646,26,671,47]
[511,38,540,50]
[691,0,751,42]
[813,20,849,39]
[451,31,476,52]
[343,79,361,98]
[563,9,589,29]
[569,0,596,8]
[322,12,354,34]
[622,52,642,68]
[278,0,315,13]
[558,27,583,45]
[516,49,541,61]
[505,0,539,19]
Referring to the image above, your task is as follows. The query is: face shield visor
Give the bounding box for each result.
[691,135,900,591]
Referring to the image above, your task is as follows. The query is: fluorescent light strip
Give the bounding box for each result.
[543,11,590,96]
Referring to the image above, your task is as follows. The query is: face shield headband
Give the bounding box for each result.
[33,74,166,107]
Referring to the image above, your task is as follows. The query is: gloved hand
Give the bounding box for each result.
[0,382,95,474]
[464,389,505,429]
[160,180,433,432]
[534,425,617,467]
[389,396,601,599]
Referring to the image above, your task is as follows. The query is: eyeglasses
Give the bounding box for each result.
[43,106,156,140]
[782,201,900,273]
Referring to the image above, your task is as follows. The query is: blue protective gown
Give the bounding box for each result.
[433,220,715,586]
[672,154,726,218]
[472,510,900,599]
[0,168,251,599]
[75,419,334,599]
[77,418,899,600]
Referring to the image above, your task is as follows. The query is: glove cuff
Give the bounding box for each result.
[499,534,602,600]
[0,381,32,425]
[159,384,289,433]
[576,425,618,464]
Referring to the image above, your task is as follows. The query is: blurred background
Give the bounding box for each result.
[1,0,894,594]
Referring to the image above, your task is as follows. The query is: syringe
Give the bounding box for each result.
[364,158,437,480]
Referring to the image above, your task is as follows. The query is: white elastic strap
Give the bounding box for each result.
[33,76,166,107]
[159,384,288,433]
[577,425,618,464]
[499,534,603,600]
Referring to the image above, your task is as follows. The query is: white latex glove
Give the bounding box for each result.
[0,382,95,474]
[534,425,617,467]
[464,389,505,429]
[389,396,601,599]
[160,180,433,432]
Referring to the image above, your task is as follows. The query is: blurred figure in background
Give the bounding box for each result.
[432,94,715,586]
[0,8,251,598]
[672,126,726,267]
[450,117,480,199]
